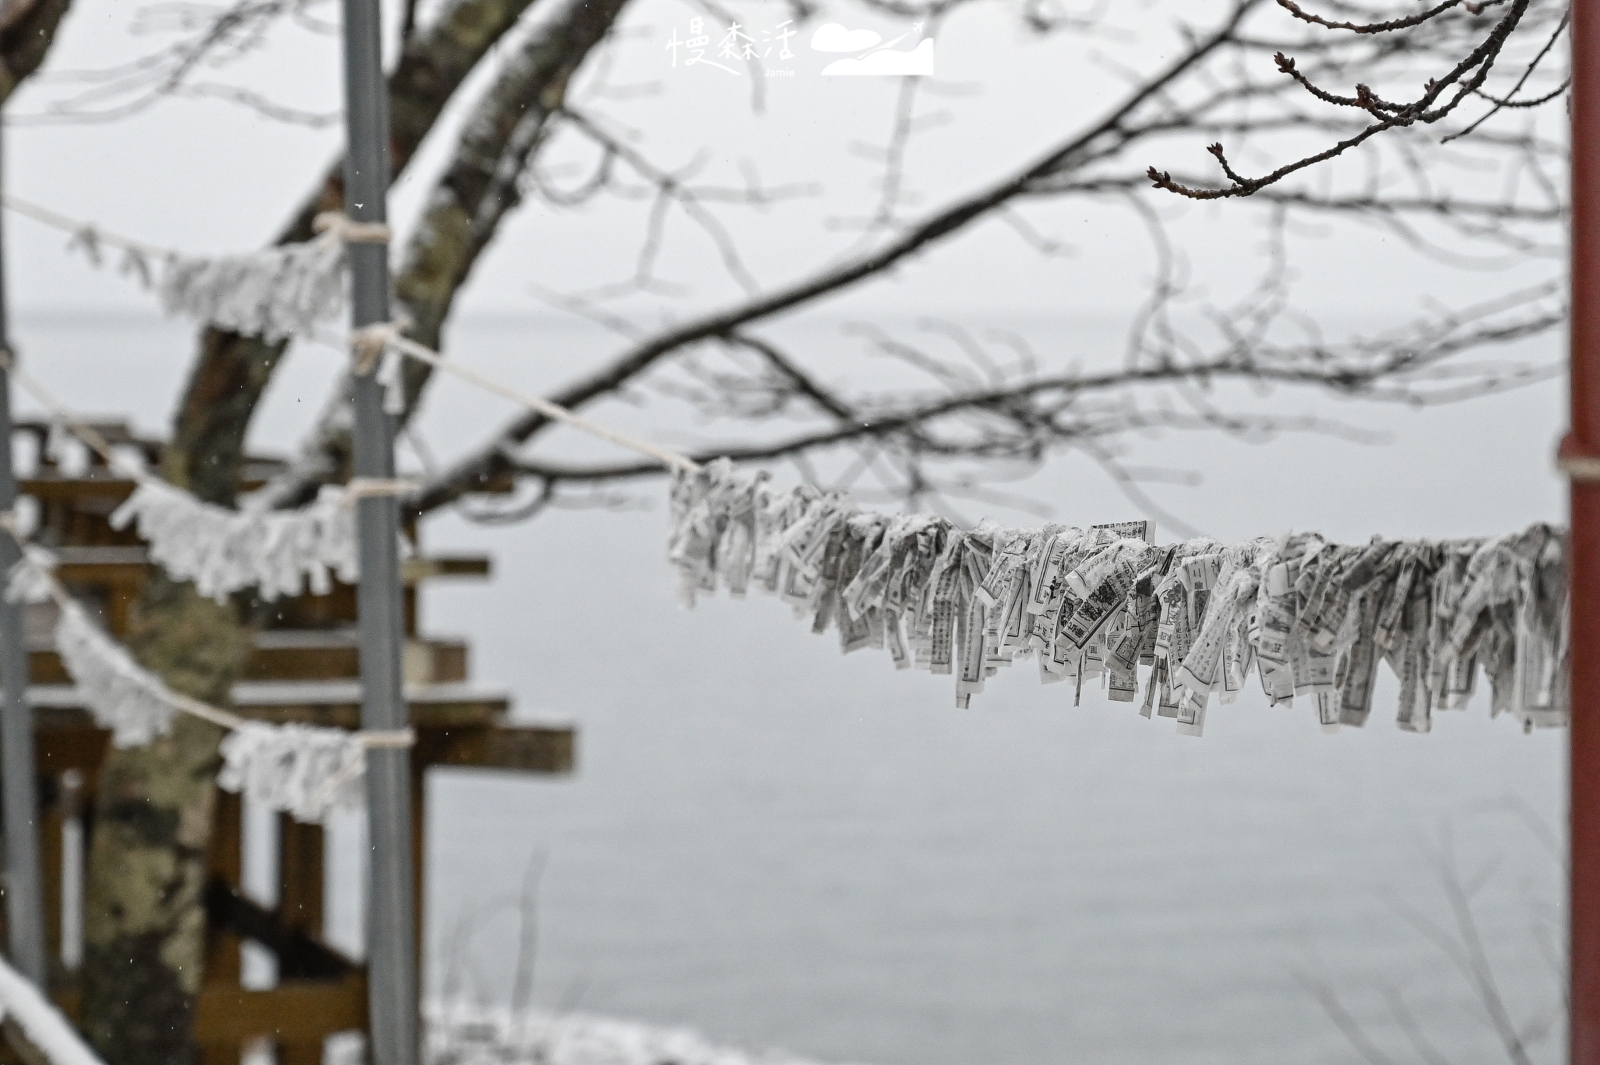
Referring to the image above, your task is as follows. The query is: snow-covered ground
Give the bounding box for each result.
[319,1006,873,1065]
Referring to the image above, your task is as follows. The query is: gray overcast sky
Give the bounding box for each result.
[0,0,1568,541]
[2,0,1560,321]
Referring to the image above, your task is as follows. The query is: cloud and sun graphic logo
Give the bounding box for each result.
[809,21,934,75]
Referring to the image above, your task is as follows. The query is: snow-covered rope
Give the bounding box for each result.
[3,539,250,742]
[5,194,385,342]
[313,327,1566,738]
[3,201,1570,740]
[0,950,107,1065]
[108,478,360,601]
[668,459,1569,736]
[1,533,413,821]
[0,351,413,601]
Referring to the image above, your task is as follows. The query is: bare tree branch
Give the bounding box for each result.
[411,289,1559,508]
[1148,0,1554,199]
[166,0,556,503]
[409,1,1276,509]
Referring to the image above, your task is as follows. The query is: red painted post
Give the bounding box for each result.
[1572,3,1600,1062]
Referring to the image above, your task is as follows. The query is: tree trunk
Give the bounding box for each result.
[0,0,73,103]
[79,577,248,1065]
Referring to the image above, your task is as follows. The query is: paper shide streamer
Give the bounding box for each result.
[7,547,179,747]
[52,601,187,748]
[217,723,366,823]
[669,460,1569,736]
[109,478,360,603]
[0,329,372,605]
[157,232,346,343]
[67,220,350,343]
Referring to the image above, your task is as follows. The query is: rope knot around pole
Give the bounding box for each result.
[358,727,416,749]
[312,211,393,245]
[1557,432,1600,482]
[351,322,401,375]
[341,477,419,505]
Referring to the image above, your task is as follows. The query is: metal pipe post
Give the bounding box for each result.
[0,116,47,988]
[1572,3,1600,1062]
[338,3,416,1064]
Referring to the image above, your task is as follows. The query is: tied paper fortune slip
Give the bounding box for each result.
[668,459,1568,736]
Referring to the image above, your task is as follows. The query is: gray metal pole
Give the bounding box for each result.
[338,4,416,1064]
[0,117,48,988]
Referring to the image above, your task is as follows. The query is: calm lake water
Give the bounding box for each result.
[16,310,1571,1065]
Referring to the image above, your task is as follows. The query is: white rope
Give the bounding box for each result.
[3,195,166,259]
[312,210,392,245]
[669,459,1569,736]
[1558,451,1600,482]
[343,324,701,473]
[342,477,420,503]
[360,728,418,747]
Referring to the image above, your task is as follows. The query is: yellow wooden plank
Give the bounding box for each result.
[436,724,577,775]
[401,556,491,581]
[192,975,367,1042]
